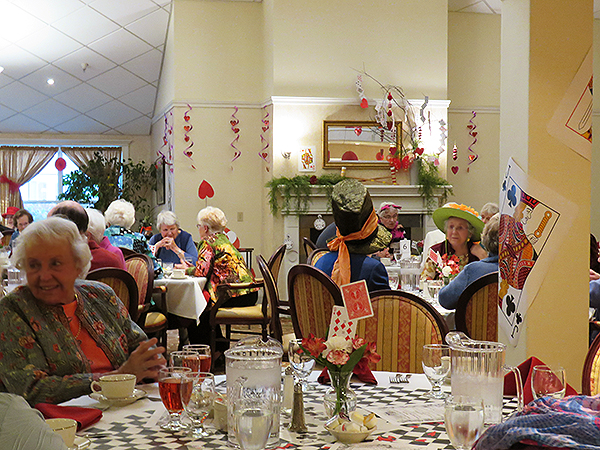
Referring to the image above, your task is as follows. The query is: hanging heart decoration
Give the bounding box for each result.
[354,126,362,136]
[55,157,66,171]
[466,111,479,173]
[451,166,459,174]
[198,180,214,199]
[182,104,195,169]
[230,106,241,167]
[452,143,458,161]
[159,112,174,170]
[258,106,270,171]
[356,75,368,108]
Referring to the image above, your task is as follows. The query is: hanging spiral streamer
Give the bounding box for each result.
[452,143,458,160]
[419,96,429,123]
[183,104,196,169]
[230,106,241,167]
[159,112,174,171]
[258,106,270,172]
[466,111,479,173]
[356,75,368,108]
[437,119,447,156]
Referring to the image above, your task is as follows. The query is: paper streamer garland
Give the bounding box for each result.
[230,106,241,166]
[183,104,196,169]
[356,75,368,108]
[258,106,270,172]
[466,111,479,172]
[160,111,174,171]
[419,96,429,123]
[451,143,459,175]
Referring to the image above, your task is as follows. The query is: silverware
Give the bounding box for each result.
[389,373,412,383]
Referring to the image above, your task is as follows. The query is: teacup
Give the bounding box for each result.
[46,418,77,447]
[172,268,186,279]
[91,373,136,399]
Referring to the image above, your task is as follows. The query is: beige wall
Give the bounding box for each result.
[591,19,600,239]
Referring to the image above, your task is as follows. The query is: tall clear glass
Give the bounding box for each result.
[158,367,192,431]
[444,395,485,450]
[288,339,315,391]
[181,372,215,440]
[422,344,450,398]
[183,344,212,372]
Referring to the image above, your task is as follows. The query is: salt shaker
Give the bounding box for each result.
[282,366,294,415]
[289,382,307,432]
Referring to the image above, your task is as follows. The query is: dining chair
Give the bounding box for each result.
[582,331,600,396]
[119,246,139,258]
[454,272,499,341]
[256,254,287,343]
[287,264,343,339]
[307,248,329,266]
[266,244,286,286]
[86,267,139,322]
[124,253,169,348]
[302,236,317,259]
[356,290,449,373]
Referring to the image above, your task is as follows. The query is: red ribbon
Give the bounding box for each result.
[0,175,20,193]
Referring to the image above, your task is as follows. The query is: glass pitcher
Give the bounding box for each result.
[225,336,283,447]
[446,331,523,425]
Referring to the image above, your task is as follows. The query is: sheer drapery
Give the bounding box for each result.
[0,146,58,216]
[61,147,122,168]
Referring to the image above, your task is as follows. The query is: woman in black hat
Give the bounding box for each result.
[314,179,392,292]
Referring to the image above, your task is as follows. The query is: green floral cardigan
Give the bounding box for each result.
[0,280,146,405]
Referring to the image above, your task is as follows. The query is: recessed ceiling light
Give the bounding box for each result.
[0,67,4,74]
[47,78,54,85]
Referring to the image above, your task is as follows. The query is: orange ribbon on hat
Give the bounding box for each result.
[327,210,379,286]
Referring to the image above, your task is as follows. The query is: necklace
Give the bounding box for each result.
[70,293,82,340]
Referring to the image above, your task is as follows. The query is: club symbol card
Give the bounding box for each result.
[328,306,356,341]
[341,280,373,320]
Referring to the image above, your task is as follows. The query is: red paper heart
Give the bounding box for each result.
[468,154,478,162]
[386,121,393,130]
[360,98,368,108]
[232,128,240,133]
[184,125,191,132]
[387,93,393,100]
[230,119,239,126]
[387,110,393,117]
[262,126,268,132]
[184,136,190,142]
[185,150,193,157]
[354,127,362,136]
[198,180,214,199]
[414,147,424,156]
[261,152,268,159]
[467,124,474,129]
[451,166,459,174]
[184,114,190,121]
[471,131,478,137]
[163,137,168,145]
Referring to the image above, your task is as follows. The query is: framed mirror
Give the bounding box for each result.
[323,121,401,168]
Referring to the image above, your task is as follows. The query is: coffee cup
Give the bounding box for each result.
[90,373,136,399]
[46,418,77,447]
[172,268,186,279]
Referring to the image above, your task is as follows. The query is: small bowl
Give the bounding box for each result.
[326,425,376,444]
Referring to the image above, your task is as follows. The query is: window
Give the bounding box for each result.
[21,152,77,221]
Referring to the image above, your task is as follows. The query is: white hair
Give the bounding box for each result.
[85,208,106,243]
[377,202,399,217]
[12,217,92,278]
[197,207,227,234]
[105,199,136,229]
[156,210,179,229]
[481,202,499,217]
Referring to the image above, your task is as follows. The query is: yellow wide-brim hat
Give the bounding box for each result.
[432,202,485,241]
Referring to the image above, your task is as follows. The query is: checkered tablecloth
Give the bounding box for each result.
[82,380,520,450]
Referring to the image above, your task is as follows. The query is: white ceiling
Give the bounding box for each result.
[0,0,171,136]
[0,1,597,136]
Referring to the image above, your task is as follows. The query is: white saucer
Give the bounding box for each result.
[90,388,146,406]
[171,274,187,279]
[70,436,91,450]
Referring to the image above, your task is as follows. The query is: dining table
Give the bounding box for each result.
[153,275,208,323]
[62,372,520,450]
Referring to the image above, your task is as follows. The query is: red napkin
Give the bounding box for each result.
[317,359,377,385]
[35,403,102,431]
[503,356,578,405]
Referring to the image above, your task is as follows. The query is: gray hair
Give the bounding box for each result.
[156,210,179,229]
[481,213,500,255]
[443,217,475,239]
[481,202,499,217]
[85,208,106,243]
[197,207,227,234]
[12,217,92,278]
[105,199,135,229]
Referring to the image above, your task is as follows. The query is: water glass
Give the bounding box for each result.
[234,397,275,450]
[388,272,400,290]
[444,395,485,450]
[181,372,215,439]
[531,365,566,400]
[288,339,315,391]
[183,344,212,372]
[162,261,174,278]
[158,367,192,431]
[427,280,444,302]
[422,344,451,398]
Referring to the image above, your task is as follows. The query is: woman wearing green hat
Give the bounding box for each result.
[421,203,486,281]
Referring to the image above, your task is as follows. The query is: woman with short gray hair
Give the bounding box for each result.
[104,199,151,256]
[149,210,198,265]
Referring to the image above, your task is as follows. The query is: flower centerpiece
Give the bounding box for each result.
[437,254,461,285]
[302,334,381,417]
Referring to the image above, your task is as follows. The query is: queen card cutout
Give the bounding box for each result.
[341,280,373,320]
[498,158,576,344]
[299,147,316,172]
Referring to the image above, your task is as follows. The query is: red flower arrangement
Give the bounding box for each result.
[437,254,461,280]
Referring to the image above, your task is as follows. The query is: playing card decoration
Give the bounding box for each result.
[258,106,270,171]
[328,306,357,341]
[225,227,240,248]
[55,157,66,171]
[420,96,429,124]
[466,111,479,172]
[198,180,214,199]
[438,119,447,156]
[356,75,368,108]
[230,106,241,166]
[183,104,196,169]
[341,280,374,320]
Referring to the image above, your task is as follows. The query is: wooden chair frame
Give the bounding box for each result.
[302,236,317,259]
[454,272,499,341]
[267,244,287,307]
[582,331,600,396]
[86,267,139,322]
[257,254,284,342]
[307,248,329,266]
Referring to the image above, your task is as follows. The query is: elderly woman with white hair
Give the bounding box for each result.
[104,199,151,257]
[373,202,405,259]
[0,217,165,405]
[480,202,499,224]
[148,210,198,265]
[86,208,126,268]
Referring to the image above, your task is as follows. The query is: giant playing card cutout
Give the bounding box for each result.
[499,158,576,345]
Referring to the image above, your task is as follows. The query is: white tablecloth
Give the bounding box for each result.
[154,276,207,323]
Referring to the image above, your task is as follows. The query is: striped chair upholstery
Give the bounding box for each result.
[582,332,600,396]
[356,290,449,373]
[86,268,139,322]
[307,249,329,267]
[287,264,343,339]
[455,272,499,342]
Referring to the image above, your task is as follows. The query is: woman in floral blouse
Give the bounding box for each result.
[0,217,166,405]
[421,202,487,281]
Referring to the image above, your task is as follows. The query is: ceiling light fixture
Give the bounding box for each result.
[0,67,4,74]
[47,78,54,85]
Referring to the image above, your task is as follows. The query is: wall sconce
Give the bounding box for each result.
[281,150,292,159]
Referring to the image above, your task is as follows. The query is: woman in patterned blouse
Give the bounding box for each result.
[0,217,166,405]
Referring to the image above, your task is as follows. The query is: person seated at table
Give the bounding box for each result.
[0,393,68,450]
[187,206,259,346]
[372,202,405,259]
[86,208,126,268]
[421,202,486,281]
[104,199,155,263]
[8,208,33,249]
[480,202,499,224]
[0,217,166,405]
[49,201,124,272]
[438,213,499,310]
[149,210,198,266]
[314,179,391,292]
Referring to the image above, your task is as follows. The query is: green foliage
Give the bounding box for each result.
[59,152,157,221]
[266,174,346,215]
[417,159,453,212]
